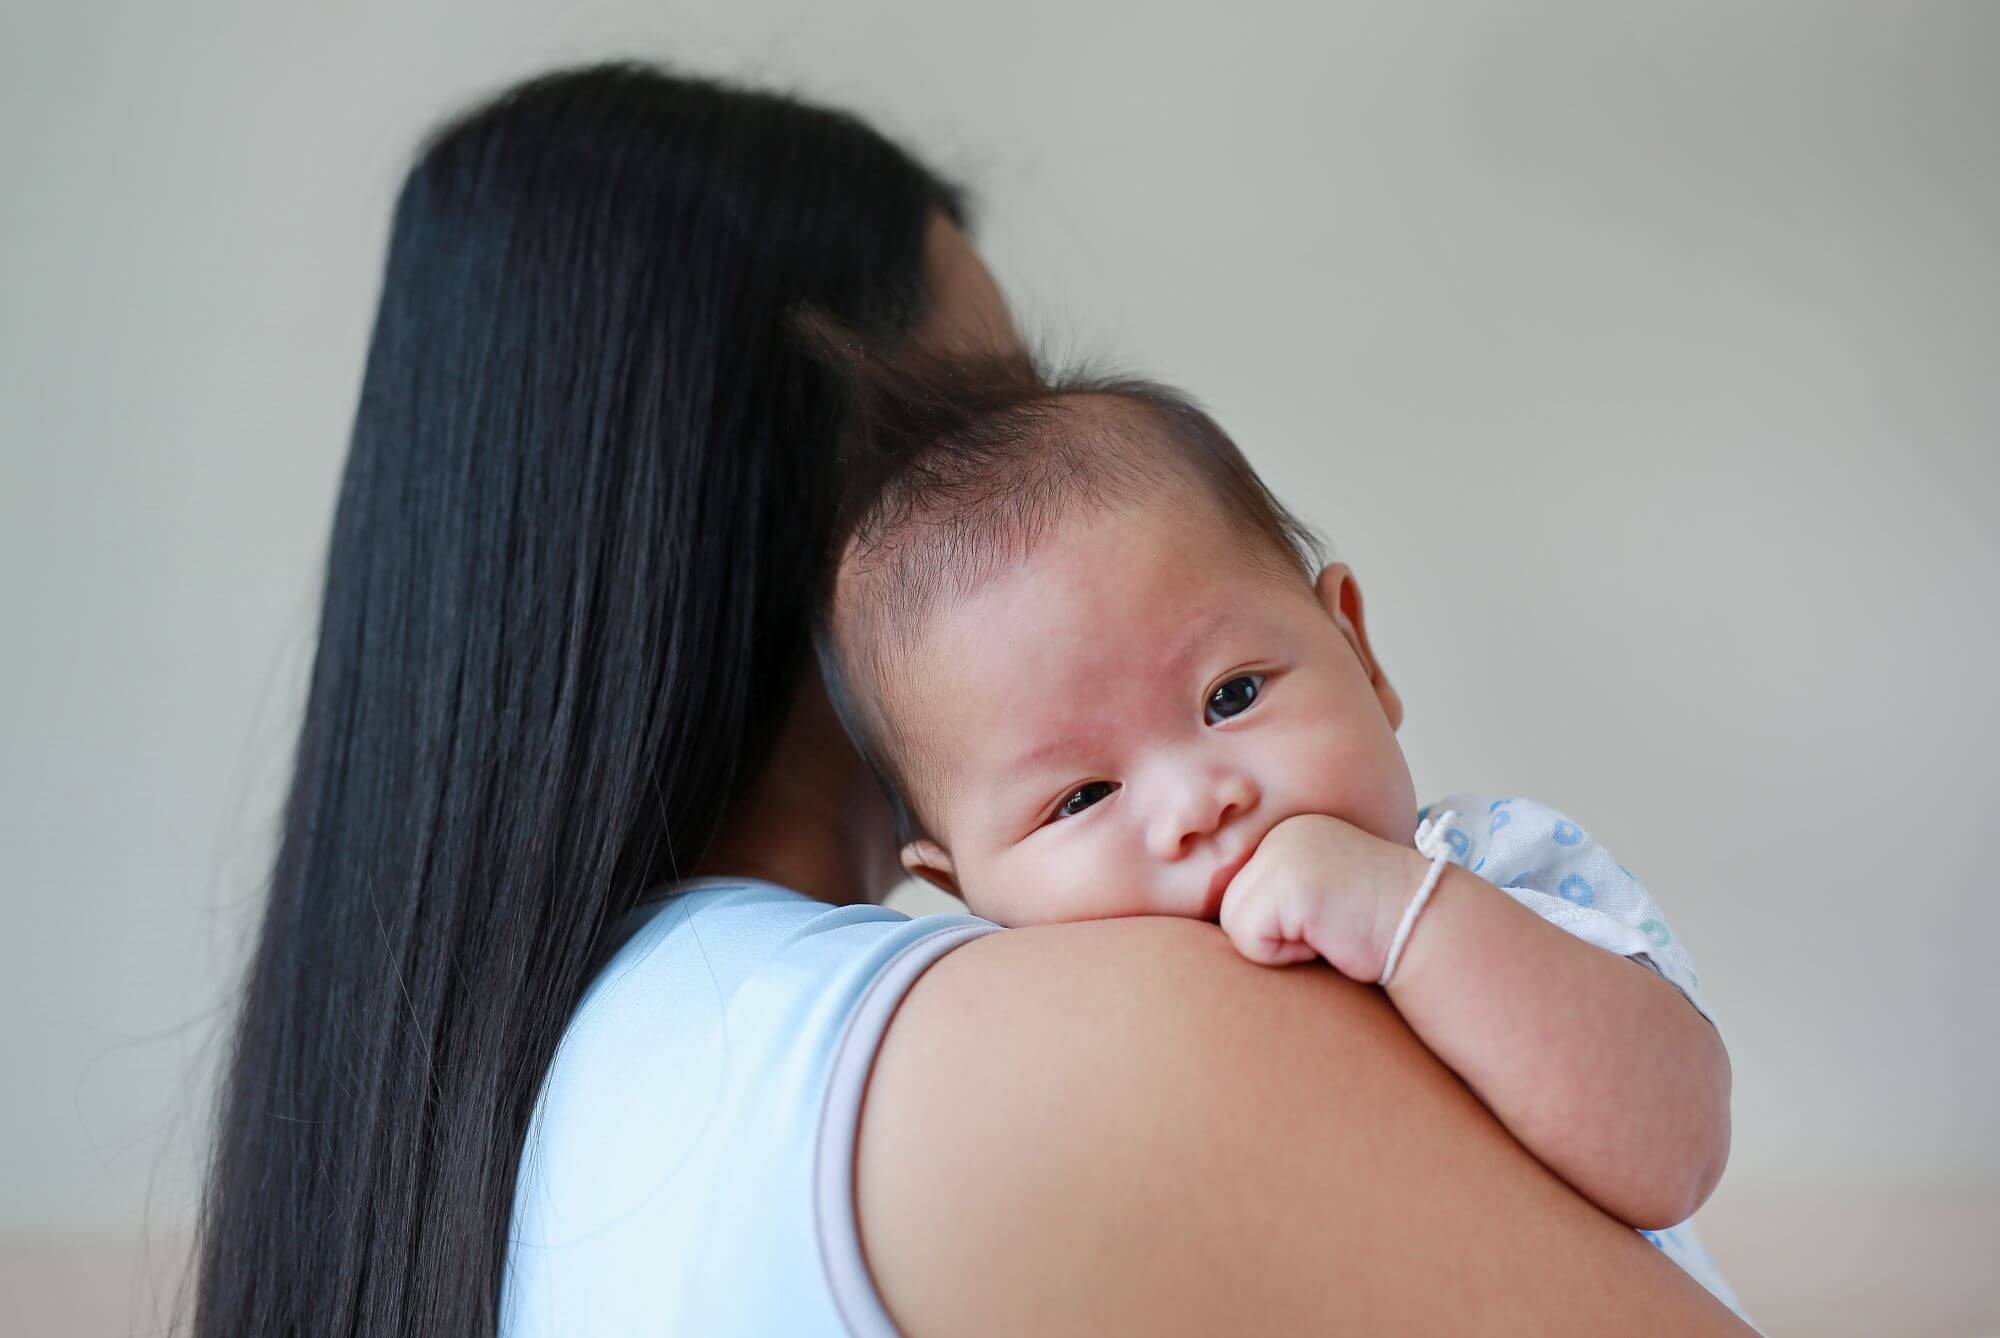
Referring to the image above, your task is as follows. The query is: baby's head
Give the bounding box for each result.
[819,351,1417,927]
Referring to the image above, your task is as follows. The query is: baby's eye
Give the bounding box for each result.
[1056,781,1118,819]
[1205,674,1264,724]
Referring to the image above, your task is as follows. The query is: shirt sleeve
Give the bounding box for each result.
[1420,794,1713,1026]
[812,912,1003,1337]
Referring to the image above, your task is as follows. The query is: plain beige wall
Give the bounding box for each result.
[4,1,1996,1327]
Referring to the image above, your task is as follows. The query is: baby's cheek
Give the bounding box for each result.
[955,847,1063,928]
[1276,720,1415,843]
[1040,845,1163,923]
[964,839,1154,928]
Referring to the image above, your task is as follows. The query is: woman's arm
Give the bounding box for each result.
[856,916,1752,1337]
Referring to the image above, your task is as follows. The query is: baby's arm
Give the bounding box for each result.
[1220,814,1730,1230]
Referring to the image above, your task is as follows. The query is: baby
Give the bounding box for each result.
[816,348,1740,1310]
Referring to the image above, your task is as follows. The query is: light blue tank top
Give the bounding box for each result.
[501,878,999,1337]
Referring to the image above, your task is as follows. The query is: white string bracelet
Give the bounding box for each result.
[1377,810,1459,987]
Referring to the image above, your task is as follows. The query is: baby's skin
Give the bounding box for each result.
[867,472,1731,1231]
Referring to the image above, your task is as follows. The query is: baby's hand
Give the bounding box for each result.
[1218,814,1427,980]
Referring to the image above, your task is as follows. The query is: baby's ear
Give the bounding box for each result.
[900,840,961,896]
[1314,563,1405,731]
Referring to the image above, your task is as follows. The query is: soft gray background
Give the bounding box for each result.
[4,1,1996,1333]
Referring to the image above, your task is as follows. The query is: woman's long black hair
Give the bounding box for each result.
[190,63,961,1337]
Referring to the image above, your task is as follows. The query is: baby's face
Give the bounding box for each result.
[891,492,1417,927]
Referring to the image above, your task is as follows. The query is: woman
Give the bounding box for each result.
[192,64,1750,1336]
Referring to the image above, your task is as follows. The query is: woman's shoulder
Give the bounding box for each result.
[857,915,1752,1336]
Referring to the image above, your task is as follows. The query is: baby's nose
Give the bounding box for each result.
[1146,771,1260,861]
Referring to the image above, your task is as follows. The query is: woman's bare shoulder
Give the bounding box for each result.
[856,915,1751,1337]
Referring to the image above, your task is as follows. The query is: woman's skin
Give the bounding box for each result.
[862,920,1751,1336]
[701,215,1753,1335]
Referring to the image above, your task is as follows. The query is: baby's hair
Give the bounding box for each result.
[803,320,1324,846]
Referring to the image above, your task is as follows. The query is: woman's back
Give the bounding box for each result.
[503,880,995,1335]
[190,66,968,1337]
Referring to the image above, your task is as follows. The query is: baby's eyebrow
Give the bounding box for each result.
[1162,606,1234,675]
[961,743,1077,841]
[996,733,1085,783]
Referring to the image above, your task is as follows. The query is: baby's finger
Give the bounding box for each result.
[1220,894,1316,966]
[1230,929,1318,968]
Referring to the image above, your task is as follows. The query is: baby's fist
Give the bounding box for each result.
[1218,814,1424,980]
